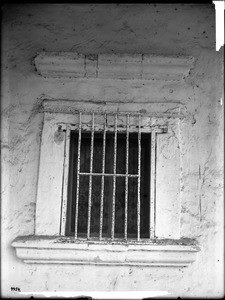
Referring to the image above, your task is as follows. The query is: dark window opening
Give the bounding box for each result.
[66,131,151,240]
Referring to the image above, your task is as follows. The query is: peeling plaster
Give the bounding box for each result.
[1,3,224,298]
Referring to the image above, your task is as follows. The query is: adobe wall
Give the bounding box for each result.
[1,4,224,297]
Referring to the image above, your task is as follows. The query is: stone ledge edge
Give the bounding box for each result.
[12,236,200,267]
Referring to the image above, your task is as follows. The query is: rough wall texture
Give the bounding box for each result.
[1,3,224,297]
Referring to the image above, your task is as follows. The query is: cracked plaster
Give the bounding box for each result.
[1,3,224,298]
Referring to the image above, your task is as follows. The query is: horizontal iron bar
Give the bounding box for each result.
[66,126,166,133]
[57,123,168,134]
[78,172,139,178]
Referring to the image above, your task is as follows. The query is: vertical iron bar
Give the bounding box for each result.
[137,114,141,241]
[99,114,107,240]
[150,129,156,239]
[75,112,82,239]
[111,114,117,240]
[87,113,95,239]
[124,114,129,240]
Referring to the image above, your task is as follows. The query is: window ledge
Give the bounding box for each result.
[12,236,200,267]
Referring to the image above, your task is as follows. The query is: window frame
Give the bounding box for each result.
[12,99,200,267]
[34,100,182,238]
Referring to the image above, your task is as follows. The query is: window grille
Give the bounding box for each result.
[60,112,167,242]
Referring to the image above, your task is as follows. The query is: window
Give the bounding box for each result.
[61,112,166,242]
[12,100,200,266]
[66,114,152,241]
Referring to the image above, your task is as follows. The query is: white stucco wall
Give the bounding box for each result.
[1,3,224,298]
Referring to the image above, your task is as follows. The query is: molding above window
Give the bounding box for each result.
[12,236,200,267]
[41,99,186,119]
[34,52,195,81]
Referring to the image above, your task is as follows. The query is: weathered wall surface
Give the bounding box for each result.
[1,4,224,297]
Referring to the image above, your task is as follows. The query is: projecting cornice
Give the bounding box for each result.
[34,52,195,81]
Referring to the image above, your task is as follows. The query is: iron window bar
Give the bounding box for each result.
[124,114,130,240]
[87,113,95,240]
[60,111,167,242]
[99,114,107,240]
[137,114,141,241]
[74,112,82,239]
[111,114,118,240]
[150,129,156,239]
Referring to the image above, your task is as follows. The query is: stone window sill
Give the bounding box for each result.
[12,236,200,267]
